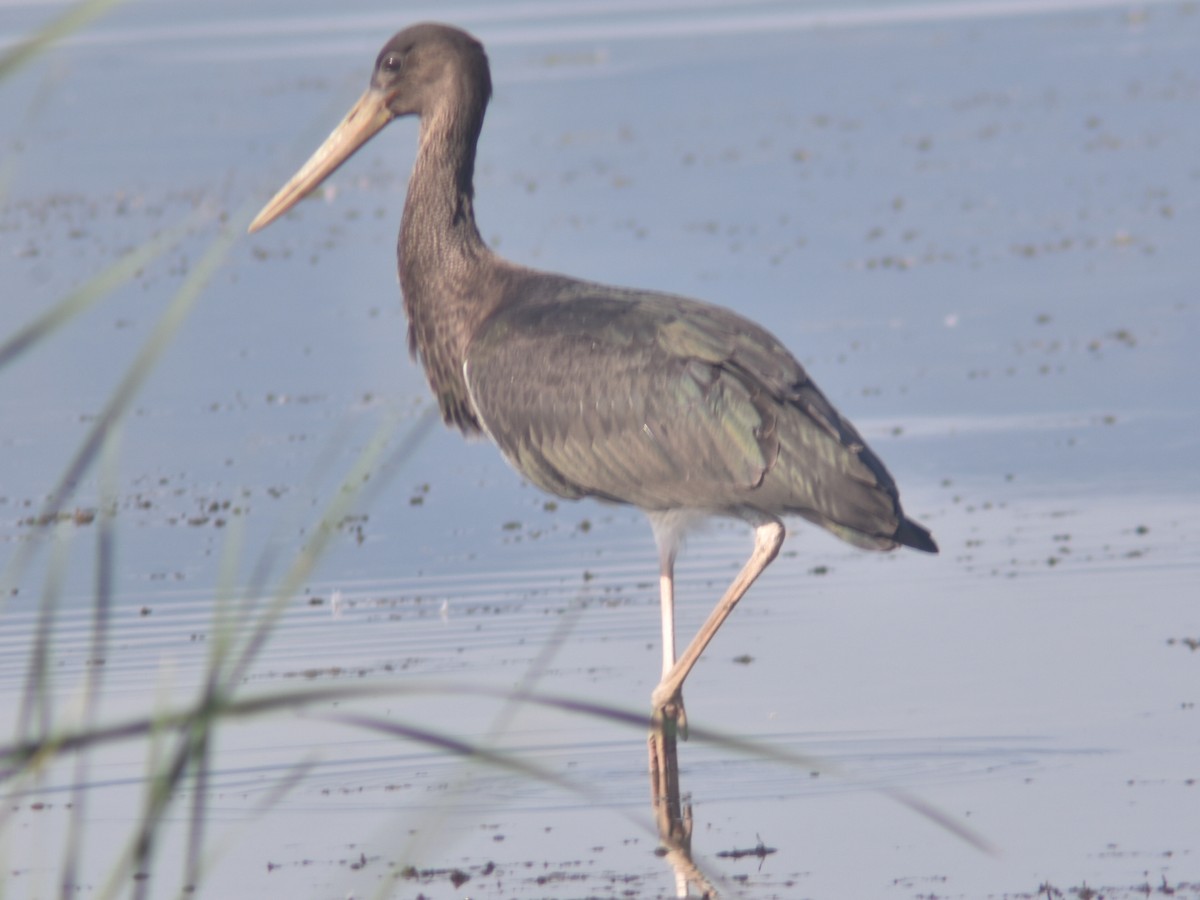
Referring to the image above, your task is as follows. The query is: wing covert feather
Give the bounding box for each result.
[463,282,904,542]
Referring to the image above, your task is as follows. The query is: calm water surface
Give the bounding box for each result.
[2,1,1198,897]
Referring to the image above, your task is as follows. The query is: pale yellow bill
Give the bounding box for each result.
[248,87,393,233]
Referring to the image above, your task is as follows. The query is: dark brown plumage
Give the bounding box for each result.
[250,22,936,728]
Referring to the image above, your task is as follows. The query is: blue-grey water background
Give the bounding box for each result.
[2,1,1198,897]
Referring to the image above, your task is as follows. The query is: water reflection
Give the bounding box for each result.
[649,720,718,898]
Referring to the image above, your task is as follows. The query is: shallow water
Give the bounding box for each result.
[2,1,1199,897]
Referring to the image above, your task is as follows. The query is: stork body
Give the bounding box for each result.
[250,23,937,728]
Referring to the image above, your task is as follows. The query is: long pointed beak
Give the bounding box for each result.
[248,87,393,233]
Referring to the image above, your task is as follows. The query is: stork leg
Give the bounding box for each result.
[656,542,686,731]
[651,517,785,728]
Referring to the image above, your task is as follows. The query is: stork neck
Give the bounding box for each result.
[399,102,489,295]
[398,93,501,433]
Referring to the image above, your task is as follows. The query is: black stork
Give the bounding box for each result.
[249,23,937,730]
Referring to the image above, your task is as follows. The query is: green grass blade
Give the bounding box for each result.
[59,425,121,896]
[0,218,191,372]
[0,0,125,83]
[16,522,74,741]
[1,216,236,605]
[223,406,438,687]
